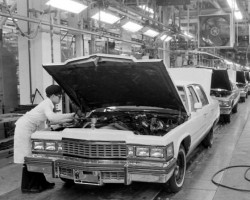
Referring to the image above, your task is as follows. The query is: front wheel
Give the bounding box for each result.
[232,103,238,113]
[60,178,75,186]
[167,145,186,193]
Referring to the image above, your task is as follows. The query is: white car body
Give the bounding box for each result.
[25,55,220,193]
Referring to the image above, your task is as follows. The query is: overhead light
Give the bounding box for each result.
[235,11,243,20]
[122,21,143,32]
[143,29,159,37]
[224,59,233,65]
[139,5,154,14]
[160,34,167,40]
[164,36,172,42]
[183,31,194,38]
[91,11,120,24]
[226,0,243,20]
[46,0,87,14]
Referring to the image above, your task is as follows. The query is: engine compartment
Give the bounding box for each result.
[210,89,231,97]
[52,109,186,136]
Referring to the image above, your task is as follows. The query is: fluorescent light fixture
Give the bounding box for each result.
[165,36,172,42]
[183,31,194,38]
[160,34,167,40]
[235,11,243,20]
[227,0,239,10]
[91,11,120,24]
[122,21,143,32]
[226,0,243,20]
[139,5,154,14]
[46,0,87,14]
[224,59,233,65]
[143,29,159,37]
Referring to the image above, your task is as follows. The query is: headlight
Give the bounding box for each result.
[32,140,62,152]
[33,141,44,150]
[219,100,230,107]
[166,143,174,160]
[150,148,164,158]
[45,142,56,151]
[136,147,149,157]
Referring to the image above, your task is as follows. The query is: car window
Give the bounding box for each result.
[194,85,209,106]
[187,86,199,112]
[177,86,189,110]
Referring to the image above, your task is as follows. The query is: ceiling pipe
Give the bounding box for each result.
[0,11,143,46]
[108,0,172,31]
[0,2,16,27]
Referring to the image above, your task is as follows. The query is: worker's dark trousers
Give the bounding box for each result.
[21,164,48,192]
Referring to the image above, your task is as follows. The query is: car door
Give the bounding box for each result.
[193,84,212,138]
[187,85,205,150]
[231,82,240,105]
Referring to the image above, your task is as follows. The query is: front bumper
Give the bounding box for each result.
[24,155,176,185]
[240,90,247,97]
[219,106,232,115]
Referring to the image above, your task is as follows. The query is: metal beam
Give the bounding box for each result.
[208,0,222,9]
[0,11,143,46]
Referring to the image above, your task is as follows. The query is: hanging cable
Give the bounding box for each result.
[3,0,45,40]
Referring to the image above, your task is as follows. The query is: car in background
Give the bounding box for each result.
[210,69,240,123]
[244,71,250,95]
[236,71,248,102]
[24,55,220,194]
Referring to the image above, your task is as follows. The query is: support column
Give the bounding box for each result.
[162,6,172,67]
[17,0,30,104]
[17,0,61,105]
[121,30,131,55]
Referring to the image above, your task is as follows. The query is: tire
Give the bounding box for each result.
[232,103,238,113]
[60,178,75,186]
[202,127,214,148]
[242,97,245,102]
[246,94,248,99]
[224,114,231,123]
[167,145,186,193]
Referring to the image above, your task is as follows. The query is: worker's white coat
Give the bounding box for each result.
[14,98,74,163]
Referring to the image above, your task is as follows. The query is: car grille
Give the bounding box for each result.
[62,139,127,159]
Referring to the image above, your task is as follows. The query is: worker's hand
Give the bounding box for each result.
[74,110,85,119]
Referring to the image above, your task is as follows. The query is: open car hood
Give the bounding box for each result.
[211,69,231,91]
[43,54,187,114]
[236,71,246,84]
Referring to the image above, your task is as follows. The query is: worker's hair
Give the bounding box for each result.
[45,85,62,97]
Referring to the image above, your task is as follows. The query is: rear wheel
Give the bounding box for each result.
[167,145,186,193]
[202,127,214,148]
[242,97,246,102]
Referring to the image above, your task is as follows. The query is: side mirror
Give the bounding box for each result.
[194,102,202,110]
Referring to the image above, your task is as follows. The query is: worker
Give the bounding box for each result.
[14,85,76,193]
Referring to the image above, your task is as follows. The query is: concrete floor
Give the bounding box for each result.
[1,98,250,200]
